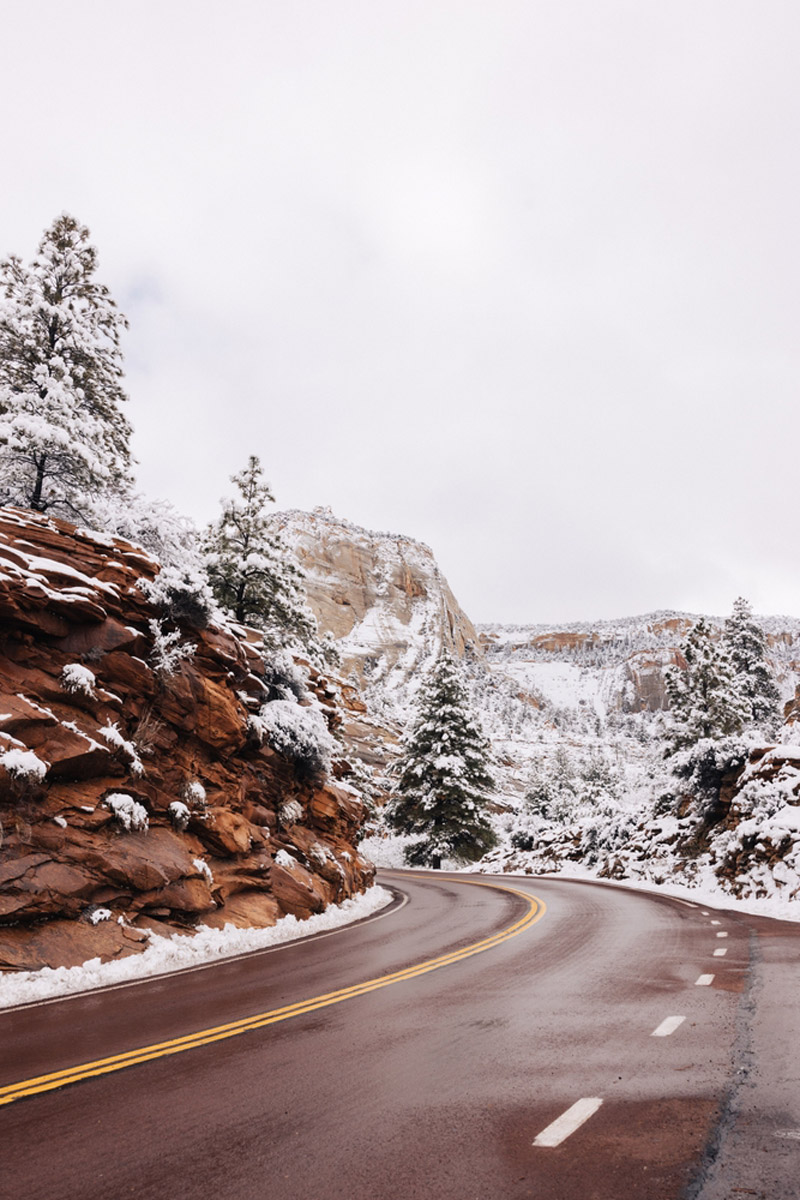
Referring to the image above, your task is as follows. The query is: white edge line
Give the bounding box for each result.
[533,1097,604,1147]
[0,890,409,1015]
[652,1015,686,1037]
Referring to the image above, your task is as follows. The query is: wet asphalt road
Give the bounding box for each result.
[1,871,798,1200]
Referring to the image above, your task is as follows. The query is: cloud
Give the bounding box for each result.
[2,1,800,623]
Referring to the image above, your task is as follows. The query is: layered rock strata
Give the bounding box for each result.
[0,507,373,970]
[272,507,482,687]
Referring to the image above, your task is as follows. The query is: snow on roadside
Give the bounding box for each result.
[510,865,800,923]
[0,885,394,1011]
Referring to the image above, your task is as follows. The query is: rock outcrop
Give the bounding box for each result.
[0,507,373,970]
[273,507,482,687]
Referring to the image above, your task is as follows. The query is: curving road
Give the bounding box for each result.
[1,871,799,1199]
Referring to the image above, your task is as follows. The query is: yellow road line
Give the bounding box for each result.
[0,878,545,1108]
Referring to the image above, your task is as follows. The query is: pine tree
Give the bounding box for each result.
[0,214,132,518]
[723,597,781,731]
[204,455,321,655]
[386,653,497,868]
[665,618,748,751]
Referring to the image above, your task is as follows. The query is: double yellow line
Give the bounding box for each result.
[0,879,545,1108]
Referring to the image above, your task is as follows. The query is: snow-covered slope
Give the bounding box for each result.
[481,611,800,713]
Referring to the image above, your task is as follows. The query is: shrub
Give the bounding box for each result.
[104,793,149,832]
[60,663,96,698]
[251,700,335,781]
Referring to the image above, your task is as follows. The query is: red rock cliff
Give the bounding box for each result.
[0,507,374,970]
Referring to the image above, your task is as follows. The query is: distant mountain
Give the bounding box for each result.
[480,611,800,714]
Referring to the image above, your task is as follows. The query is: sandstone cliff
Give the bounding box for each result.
[0,507,373,971]
[272,507,482,688]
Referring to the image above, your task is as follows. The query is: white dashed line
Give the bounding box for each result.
[716,931,728,938]
[701,910,710,915]
[710,920,721,925]
[713,948,727,957]
[695,974,715,986]
[532,1098,604,1147]
[651,1015,686,1037]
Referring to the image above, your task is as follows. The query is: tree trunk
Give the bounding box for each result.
[30,457,46,511]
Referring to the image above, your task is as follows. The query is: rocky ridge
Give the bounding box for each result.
[0,507,373,970]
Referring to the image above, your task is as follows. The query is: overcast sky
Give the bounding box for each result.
[2,1,799,624]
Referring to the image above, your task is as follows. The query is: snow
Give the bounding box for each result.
[253,699,335,773]
[168,800,191,830]
[274,849,298,869]
[61,663,96,697]
[0,748,48,780]
[504,660,610,718]
[532,868,800,924]
[279,799,304,825]
[104,793,148,832]
[10,552,118,595]
[770,805,800,831]
[186,781,206,805]
[98,722,144,777]
[0,886,394,1010]
[193,857,213,885]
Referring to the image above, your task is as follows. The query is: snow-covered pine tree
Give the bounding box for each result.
[723,597,781,732]
[204,455,324,657]
[0,214,132,518]
[386,652,497,868]
[664,618,748,752]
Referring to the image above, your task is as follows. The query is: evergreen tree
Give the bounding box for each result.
[664,618,748,751]
[723,597,781,731]
[0,214,132,517]
[204,455,322,655]
[386,653,497,868]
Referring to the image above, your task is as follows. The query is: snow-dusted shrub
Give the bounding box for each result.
[147,617,195,679]
[261,649,308,703]
[99,721,144,778]
[714,804,800,899]
[130,708,164,756]
[183,780,207,810]
[85,907,112,925]
[728,750,800,823]
[90,493,217,629]
[140,563,216,629]
[60,663,96,698]
[670,737,748,817]
[251,700,335,780]
[0,748,48,782]
[279,799,304,826]
[193,857,213,885]
[168,800,191,831]
[104,793,149,833]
